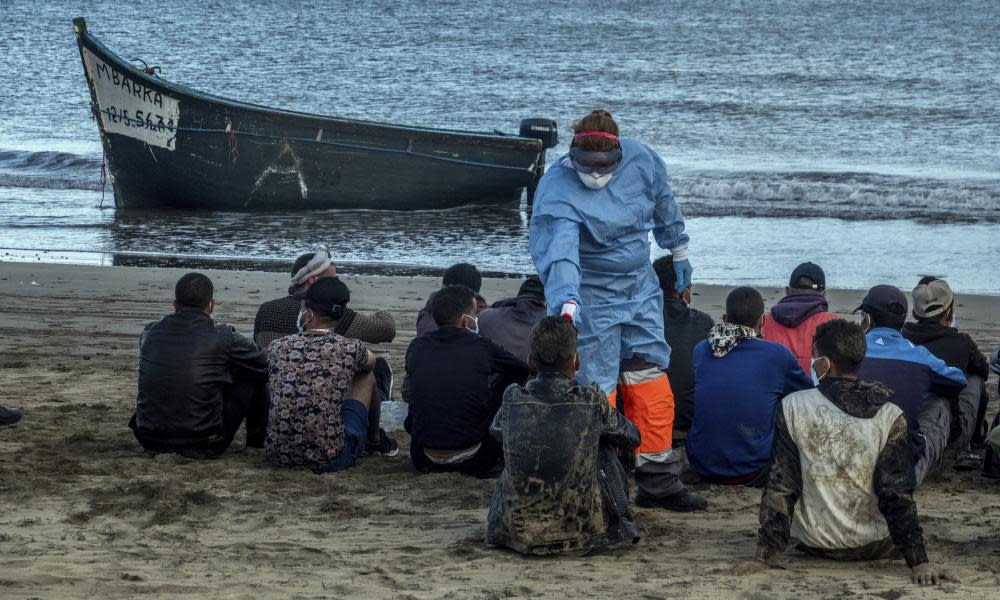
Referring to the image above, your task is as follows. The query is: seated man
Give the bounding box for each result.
[855,285,966,485]
[477,275,547,363]
[131,273,268,457]
[686,287,812,486]
[266,277,396,472]
[253,247,396,348]
[486,317,640,555]
[652,255,714,442]
[733,320,943,586]
[763,262,838,374]
[415,263,488,336]
[902,277,990,470]
[404,285,529,476]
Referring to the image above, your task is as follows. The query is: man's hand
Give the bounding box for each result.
[911,563,949,586]
[730,560,771,576]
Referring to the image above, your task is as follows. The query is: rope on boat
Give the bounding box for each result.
[90,105,534,174]
[99,149,108,208]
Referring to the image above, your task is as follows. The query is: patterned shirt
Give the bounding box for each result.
[265,330,368,467]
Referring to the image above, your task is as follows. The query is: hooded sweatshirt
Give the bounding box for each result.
[686,323,813,479]
[477,282,547,363]
[756,378,927,568]
[763,294,838,374]
[901,321,989,379]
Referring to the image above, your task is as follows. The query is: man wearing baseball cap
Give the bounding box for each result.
[902,277,990,471]
[854,285,967,485]
[763,262,839,374]
[265,277,397,472]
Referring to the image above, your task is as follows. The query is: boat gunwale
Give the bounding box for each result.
[74,18,544,151]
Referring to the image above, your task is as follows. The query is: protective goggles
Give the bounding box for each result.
[569,146,623,175]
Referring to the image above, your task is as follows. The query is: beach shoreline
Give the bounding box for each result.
[1,261,999,599]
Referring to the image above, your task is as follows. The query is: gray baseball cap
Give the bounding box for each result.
[912,279,954,319]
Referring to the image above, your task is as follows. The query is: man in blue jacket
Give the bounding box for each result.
[855,285,967,485]
[686,287,812,486]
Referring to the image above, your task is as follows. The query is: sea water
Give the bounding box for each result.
[1,0,998,292]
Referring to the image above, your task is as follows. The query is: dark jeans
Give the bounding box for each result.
[411,436,503,477]
[132,370,268,457]
[691,465,771,489]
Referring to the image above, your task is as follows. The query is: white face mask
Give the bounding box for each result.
[577,170,614,190]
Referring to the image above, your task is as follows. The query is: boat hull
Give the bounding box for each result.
[73,19,544,211]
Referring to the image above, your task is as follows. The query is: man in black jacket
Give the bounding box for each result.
[130,273,268,457]
[901,277,990,470]
[652,255,713,443]
[404,285,529,476]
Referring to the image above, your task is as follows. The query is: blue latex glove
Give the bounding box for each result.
[673,258,692,292]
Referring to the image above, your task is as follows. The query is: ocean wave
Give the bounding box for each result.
[0,148,104,192]
[672,172,1000,223]
[0,149,101,172]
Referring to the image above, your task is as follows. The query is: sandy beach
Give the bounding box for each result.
[1,261,999,599]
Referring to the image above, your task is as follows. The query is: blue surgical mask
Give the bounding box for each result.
[810,356,829,386]
[463,313,479,335]
[296,310,307,333]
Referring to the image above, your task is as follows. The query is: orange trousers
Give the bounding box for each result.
[607,369,675,455]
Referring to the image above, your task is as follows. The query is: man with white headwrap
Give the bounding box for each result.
[253,247,397,348]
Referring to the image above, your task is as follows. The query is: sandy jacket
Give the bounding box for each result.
[756,378,927,568]
[486,374,640,555]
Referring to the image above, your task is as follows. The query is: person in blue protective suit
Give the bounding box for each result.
[529,109,706,512]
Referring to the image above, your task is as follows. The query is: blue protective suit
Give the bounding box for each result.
[529,139,689,395]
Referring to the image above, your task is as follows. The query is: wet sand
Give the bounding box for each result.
[1,262,999,599]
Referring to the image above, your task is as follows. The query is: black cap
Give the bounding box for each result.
[789,262,826,291]
[853,284,907,317]
[518,275,544,298]
[294,277,350,314]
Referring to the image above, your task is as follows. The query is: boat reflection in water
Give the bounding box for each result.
[107,204,533,276]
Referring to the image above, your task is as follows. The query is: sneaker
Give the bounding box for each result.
[955,450,983,472]
[373,357,393,402]
[366,428,399,457]
[0,405,22,427]
[635,490,707,512]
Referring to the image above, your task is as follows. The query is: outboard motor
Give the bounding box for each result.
[519,118,559,149]
[519,118,558,208]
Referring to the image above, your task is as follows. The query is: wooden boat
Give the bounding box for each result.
[72,18,558,211]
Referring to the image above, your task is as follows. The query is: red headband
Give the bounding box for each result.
[574,131,619,142]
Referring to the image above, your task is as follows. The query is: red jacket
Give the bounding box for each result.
[763,296,839,374]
